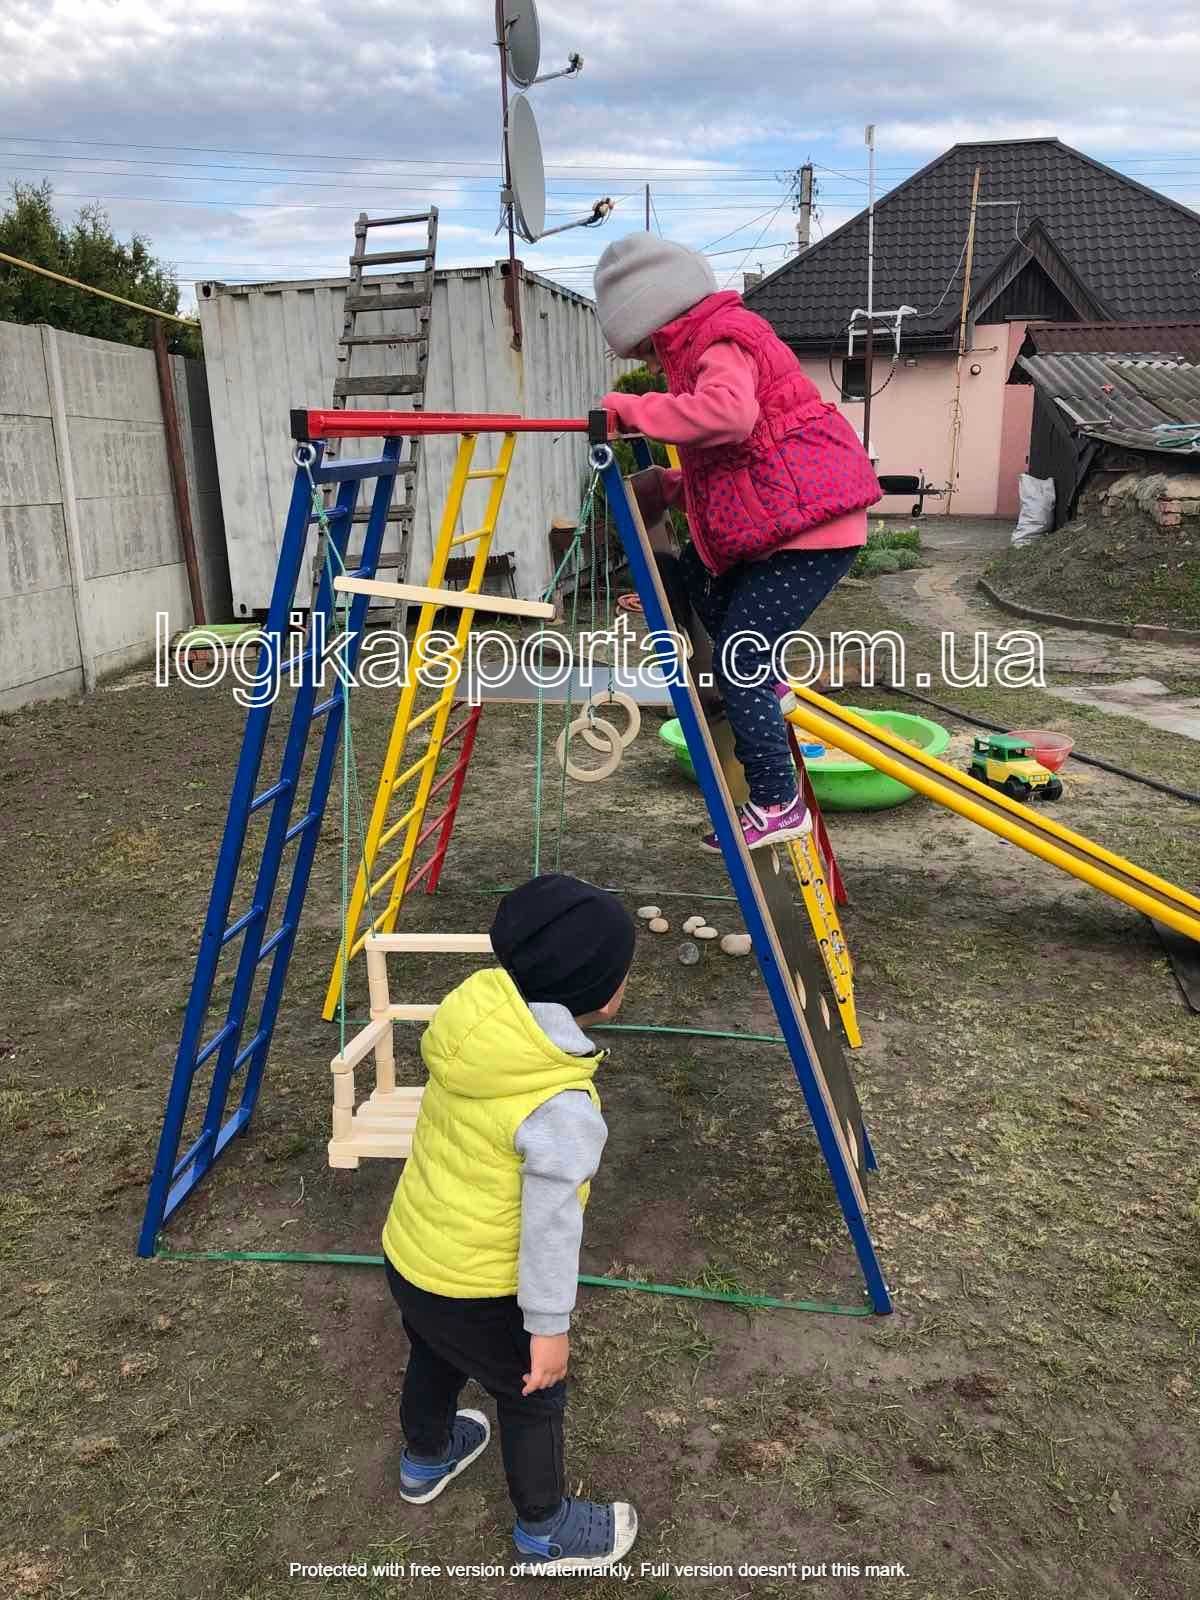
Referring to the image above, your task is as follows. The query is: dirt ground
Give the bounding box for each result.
[2,540,1200,1600]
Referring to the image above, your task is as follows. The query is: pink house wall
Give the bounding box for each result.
[799,320,1032,518]
[996,321,1034,519]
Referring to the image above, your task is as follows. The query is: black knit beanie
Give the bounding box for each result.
[490,874,636,1018]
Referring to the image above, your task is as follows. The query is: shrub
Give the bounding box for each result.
[851,523,923,578]
[858,550,902,577]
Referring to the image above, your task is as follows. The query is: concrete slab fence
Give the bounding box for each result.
[0,320,230,713]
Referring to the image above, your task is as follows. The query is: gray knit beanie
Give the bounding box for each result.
[593,236,718,356]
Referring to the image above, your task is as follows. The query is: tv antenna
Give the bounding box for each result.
[495,0,612,348]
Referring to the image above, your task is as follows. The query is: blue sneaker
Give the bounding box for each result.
[399,1409,491,1504]
[513,1496,638,1573]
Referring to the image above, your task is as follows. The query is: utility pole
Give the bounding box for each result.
[861,126,877,455]
[796,163,814,252]
[645,183,651,231]
[946,164,983,513]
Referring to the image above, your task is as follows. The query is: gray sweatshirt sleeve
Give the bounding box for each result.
[514,1090,608,1336]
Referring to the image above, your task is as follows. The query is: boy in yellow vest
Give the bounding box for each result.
[382,874,638,1573]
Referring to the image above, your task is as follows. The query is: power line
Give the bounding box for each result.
[0,131,782,178]
[1,183,805,219]
[700,205,786,252]
[721,199,790,289]
[538,240,794,275]
[0,159,806,202]
[0,150,792,193]
[160,238,799,282]
[9,132,1200,190]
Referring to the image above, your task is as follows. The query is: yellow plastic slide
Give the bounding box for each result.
[782,686,1200,946]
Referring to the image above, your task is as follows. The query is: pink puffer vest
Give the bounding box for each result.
[653,292,881,575]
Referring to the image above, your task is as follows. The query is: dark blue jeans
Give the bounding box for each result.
[679,542,858,805]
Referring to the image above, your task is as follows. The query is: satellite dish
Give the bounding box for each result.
[501,0,541,89]
[507,93,545,241]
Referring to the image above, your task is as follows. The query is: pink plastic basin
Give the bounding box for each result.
[1008,728,1074,773]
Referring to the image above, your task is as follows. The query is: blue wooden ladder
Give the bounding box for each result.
[137,439,402,1255]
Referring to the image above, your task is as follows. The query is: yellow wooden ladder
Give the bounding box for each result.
[787,835,860,1048]
[322,430,520,1019]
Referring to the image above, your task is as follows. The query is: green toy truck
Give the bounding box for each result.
[968,734,1063,803]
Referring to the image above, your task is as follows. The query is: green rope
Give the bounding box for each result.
[552,550,578,875]
[475,884,741,904]
[339,1015,787,1047]
[593,1022,786,1045]
[531,664,545,877]
[370,1013,788,1046]
[551,474,603,872]
[532,471,600,876]
[305,477,379,1050]
[152,1245,873,1317]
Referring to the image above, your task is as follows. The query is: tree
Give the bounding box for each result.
[605,363,687,538]
[613,362,667,397]
[610,361,672,472]
[0,181,199,354]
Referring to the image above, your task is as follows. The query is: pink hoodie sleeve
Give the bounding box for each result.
[603,342,759,447]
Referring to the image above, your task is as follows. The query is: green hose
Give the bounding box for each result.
[153,1245,873,1317]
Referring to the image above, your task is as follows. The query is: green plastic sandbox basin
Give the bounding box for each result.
[658,707,952,812]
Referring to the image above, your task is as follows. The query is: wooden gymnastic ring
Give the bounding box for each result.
[580,690,642,751]
[555,714,623,783]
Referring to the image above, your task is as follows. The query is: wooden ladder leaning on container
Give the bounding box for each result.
[314,206,440,639]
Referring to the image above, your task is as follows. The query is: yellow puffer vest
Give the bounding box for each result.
[382,967,603,1298]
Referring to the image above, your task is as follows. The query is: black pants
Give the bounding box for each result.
[386,1261,565,1523]
[678,542,858,804]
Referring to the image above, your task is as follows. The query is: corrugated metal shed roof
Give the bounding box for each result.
[1016,352,1200,454]
[1025,321,1200,360]
[746,138,1200,349]
[1112,360,1200,423]
[1077,424,1200,453]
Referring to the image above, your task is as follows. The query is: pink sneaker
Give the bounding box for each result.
[701,794,813,853]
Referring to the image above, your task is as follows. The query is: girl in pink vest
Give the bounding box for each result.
[595,236,880,852]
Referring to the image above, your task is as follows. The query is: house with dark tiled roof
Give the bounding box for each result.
[745,138,1200,518]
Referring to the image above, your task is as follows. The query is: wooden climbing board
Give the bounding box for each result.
[599,440,889,1312]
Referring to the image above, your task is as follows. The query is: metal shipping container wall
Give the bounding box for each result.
[196,267,627,614]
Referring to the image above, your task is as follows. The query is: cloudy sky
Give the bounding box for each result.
[4,0,1200,309]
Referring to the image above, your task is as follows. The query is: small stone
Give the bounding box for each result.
[73,1435,119,1466]
[682,915,706,933]
[694,925,719,941]
[648,917,670,934]
[720,933,752,957]
[120,1352,157,1382]
[636,905,661,920]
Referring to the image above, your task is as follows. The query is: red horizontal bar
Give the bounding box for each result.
[294,408,591,441]
[406,854,439,893]
[442,707,481,749]
[419,761,464,819]
[415,805,452,851]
